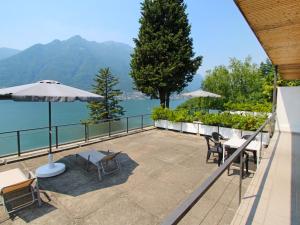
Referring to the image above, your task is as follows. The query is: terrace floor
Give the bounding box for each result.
[0,129,253,225]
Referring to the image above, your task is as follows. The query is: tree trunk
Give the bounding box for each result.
[166,92,170,108]
[159,89,166,108]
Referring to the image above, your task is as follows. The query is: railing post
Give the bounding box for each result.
[87,123,90,140]
[152,115,155,126]
[239,150,243,204]
[55,126,58,148]
[269,118,274,138]
[126,117,129,133]
[271,116,275,137]
[141,115,144,130]
[17,131,21,156]
[84,123,88,142]
[260,131,263,160]
[108,120,111,137]
[272,65,278,115]
[267,120,271,138]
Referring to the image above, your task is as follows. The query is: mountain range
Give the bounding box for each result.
[0,48,20,61]
[0,36,202,95]
[0,36,133,92]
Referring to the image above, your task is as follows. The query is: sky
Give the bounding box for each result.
[0,0,268,76]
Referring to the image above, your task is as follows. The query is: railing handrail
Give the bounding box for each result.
[0,114,152,135]
[0,113,154,158]
[161,112,276,225]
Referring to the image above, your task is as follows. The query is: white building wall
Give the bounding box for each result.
[276,86,300,133]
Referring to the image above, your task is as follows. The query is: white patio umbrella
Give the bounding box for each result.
[182,89,221,98]
[0,80,103,178]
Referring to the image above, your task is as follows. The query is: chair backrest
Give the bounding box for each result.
[1,178,35,195]
[101,151,121,162]
[204,136,211,150]
[225,147,241,163]
[242,135,252,140]
[205,136,221,150]
[212,132,222,143]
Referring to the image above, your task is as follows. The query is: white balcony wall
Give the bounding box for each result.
[276,86,300,133]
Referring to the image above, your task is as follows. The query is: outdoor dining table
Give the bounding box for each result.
[222,138,262,166]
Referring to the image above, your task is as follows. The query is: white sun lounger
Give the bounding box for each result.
[76,150,121,181]
[0,168,41,214]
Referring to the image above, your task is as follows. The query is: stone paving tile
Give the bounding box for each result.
[82,193,160,225]
[178,196,217,225]
[218,207,237,225]
[127,176,187,220]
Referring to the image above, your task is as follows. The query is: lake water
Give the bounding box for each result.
[0,99,184,156]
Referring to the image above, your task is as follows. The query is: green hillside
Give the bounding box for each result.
[0,36,133,91]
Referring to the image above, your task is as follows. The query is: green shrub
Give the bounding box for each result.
[199,113,221,126]
[151,107,173,121]
[224,101,272,113]
[172,109,193,122]
[178,97,272,113]
[193,112,267,131]
[152,107,193,122]
[192,111,205,121]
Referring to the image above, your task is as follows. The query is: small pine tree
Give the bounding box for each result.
[88,68,125,122]
[131,0,202,108]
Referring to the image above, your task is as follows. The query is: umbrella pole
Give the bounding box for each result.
[48,101,55,167]
[49,101,52,154]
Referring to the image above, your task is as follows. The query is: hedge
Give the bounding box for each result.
[176,98,272,113]
[152,107,268,131]
[224,101,272,113]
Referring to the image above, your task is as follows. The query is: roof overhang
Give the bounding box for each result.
[235,0,300,80]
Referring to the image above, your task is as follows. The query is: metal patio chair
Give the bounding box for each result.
[226,146,249,177]
[205,135,223,166]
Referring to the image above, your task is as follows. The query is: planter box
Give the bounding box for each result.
[219,127,241,139]
[155,120,198,133]
[154,120,270,145]
[200,124,218,136]
[154,120,168,129]
[182,122,198,133]
[167,121,182,131]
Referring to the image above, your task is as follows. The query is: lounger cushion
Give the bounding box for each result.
[0,168,28,192]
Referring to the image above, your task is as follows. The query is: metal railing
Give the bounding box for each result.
[161,113,276,225]
[0,114,153,157]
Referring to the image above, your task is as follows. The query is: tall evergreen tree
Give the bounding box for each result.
[88,68,125,121]
[130,0,202,108]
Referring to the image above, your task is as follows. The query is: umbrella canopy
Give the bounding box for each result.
[0,80,102,102]
[182,90,221,98]
[0,80,103,178]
